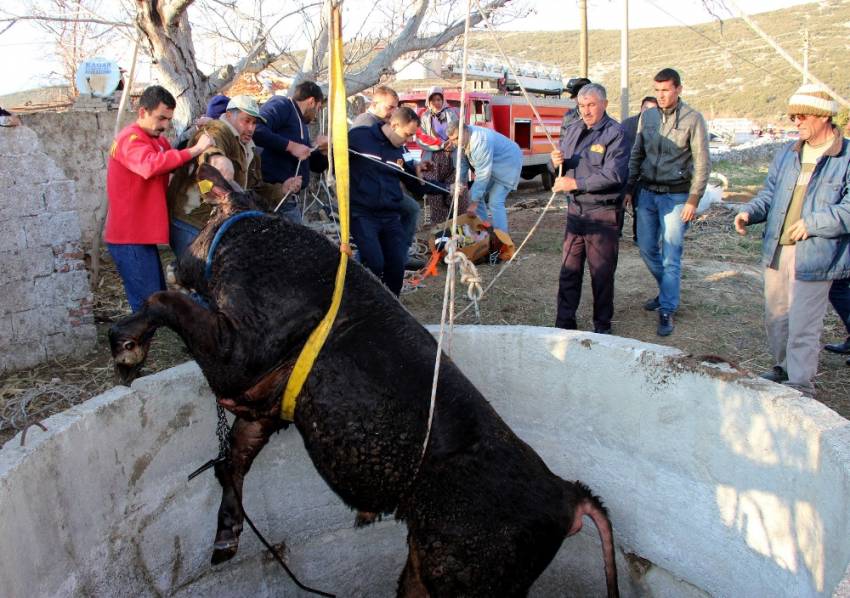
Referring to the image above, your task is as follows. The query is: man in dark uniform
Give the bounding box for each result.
[551,83,629,334]
[349,107,427,296]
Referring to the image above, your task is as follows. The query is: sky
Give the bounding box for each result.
[0,0,816,96]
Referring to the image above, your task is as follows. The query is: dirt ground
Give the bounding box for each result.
[2,177,849,445]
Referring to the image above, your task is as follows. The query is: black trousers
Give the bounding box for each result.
[556,202,620,331]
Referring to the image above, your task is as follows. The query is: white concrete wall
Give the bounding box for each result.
[1,326,849,597]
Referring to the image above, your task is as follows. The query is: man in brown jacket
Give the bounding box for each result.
[167,95,298,256]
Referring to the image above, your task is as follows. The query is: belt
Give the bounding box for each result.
[643,181,691,194]
[571,195,619,207]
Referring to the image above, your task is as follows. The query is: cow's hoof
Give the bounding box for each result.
[211,539,239,565]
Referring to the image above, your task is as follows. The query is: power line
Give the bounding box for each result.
[643,0,794,83]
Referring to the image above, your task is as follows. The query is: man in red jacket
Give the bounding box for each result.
[106,85,212,311]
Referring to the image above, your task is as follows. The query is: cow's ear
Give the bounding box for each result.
[196,163,233,204]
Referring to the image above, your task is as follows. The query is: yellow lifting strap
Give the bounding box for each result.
[281,4,350,421]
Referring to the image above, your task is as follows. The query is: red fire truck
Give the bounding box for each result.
[399,89,574,190]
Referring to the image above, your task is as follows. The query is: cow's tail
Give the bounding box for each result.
[567,480,620,598]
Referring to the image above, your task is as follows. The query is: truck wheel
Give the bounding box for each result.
[541,168,554,191]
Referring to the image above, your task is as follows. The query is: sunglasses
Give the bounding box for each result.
[790,114,813,122]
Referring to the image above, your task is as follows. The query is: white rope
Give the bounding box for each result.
[443,240,484,320]
[472,0,560,152]
[418,0,474,469]
[438,0,568,319]
[456,189,560,319]
[418,0,568,467]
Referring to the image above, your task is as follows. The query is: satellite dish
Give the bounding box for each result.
[75,58,122,97]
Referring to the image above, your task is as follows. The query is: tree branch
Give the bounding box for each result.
[164,0,196,28]
[0,14,131,27]
[342,0,511,94]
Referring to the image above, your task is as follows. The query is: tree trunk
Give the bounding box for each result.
[135,0,210,129]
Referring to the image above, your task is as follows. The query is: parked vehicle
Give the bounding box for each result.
[400,89,574,190]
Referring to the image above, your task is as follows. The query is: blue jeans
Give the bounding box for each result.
[474,180,512,232]
[399,192,421,252]
[636,189,689,313]
[107,243,166,312]
[830,277,850,335]
[351,211,407,296]
[169,219,200,258]
[279,198,302,224]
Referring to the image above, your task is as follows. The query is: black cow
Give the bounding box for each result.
[110,164,619,597]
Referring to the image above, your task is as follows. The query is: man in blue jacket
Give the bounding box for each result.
[254,80,328,223]
[734,83,850,397]
[550,83,629,334]
[446,121,523,233]
[349,106,426,296]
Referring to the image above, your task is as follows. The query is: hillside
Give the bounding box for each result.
[467,0,850,121]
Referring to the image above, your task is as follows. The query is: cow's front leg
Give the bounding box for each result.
[212,415,284,565]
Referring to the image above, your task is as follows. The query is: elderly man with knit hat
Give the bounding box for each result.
[734,83,850,396]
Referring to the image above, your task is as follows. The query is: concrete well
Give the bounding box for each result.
[1,326,849,597]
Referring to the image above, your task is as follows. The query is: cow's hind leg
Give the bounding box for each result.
[212,415,283,565]
[397,535,430,598]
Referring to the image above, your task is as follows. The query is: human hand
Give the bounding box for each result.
[282,175,302,195]
[787,218,810,241]
[553,176,577,193]
[681,203,696,223]
[450,182,467,196]
[550,150,564,167]
[623,193,633,210]
[190,132,215,157]
[466,201,479,216]
[287,140,312,161]
[418,160,434,174]
[314,135,329,155]
[734,212,749,235]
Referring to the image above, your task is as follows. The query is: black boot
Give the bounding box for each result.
[824,337,850,354]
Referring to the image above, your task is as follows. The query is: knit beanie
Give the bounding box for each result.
[787,83,837,117]
[205,95,231,119]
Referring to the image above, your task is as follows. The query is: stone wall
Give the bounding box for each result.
[711,139,786,165]
[0,125,97,372]
[21,110,135,247]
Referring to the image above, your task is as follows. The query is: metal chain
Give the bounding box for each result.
[216,404,231,459]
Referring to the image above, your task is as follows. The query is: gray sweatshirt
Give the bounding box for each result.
[627,99,710,207]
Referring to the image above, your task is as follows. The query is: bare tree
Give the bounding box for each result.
[3,0,518,126]
[0,0,127,97]
[132,0,518,127]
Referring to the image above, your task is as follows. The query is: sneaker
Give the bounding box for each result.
[643,296,660,311]
[657,311,674,336]
[824,337,850,354]
[759,366,788,383]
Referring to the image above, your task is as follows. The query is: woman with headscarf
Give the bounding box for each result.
[416,87,469,225]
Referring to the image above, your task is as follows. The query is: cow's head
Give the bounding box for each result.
[108,312,156,385]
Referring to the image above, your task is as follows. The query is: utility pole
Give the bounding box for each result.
[620,0,629,120]
[802,28,810,84]
[579,0,588,78]
[727,0,850,109]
